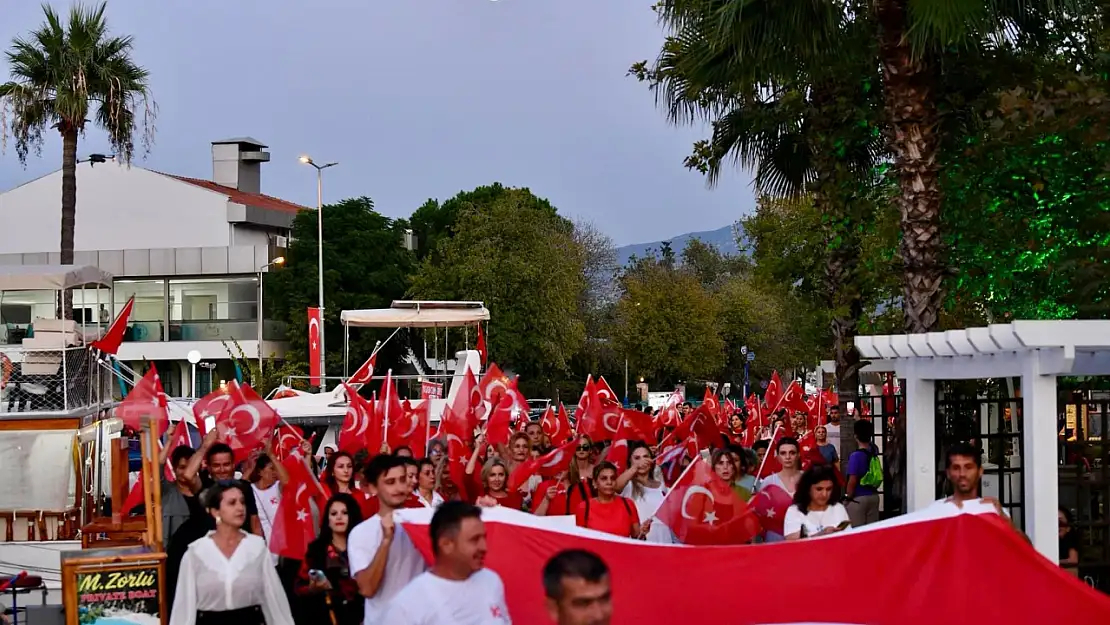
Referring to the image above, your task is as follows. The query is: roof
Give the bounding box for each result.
[211,137,267,148]
[855,320,1110,378]
[340,301,489,328]
[0,264,112,290]
[168,175,307,213]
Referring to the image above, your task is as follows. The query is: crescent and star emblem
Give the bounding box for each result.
[680,485,718,525]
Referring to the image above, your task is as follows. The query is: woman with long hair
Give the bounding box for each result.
[575,462,641,539]
[573,435,596,486]
[294,494,364,625]
[474,457,525,511]
[616,442,673,543]
[532,455,592,517]
[784,465,850,540]
[170,482,293,625]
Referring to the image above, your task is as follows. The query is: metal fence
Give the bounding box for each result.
[1059,391,1110,592]
[0,345,113,415]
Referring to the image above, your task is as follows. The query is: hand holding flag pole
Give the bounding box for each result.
[753,425,784,480]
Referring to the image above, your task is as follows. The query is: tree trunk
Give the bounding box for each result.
[59,123,79,320]
[875,0,944,334]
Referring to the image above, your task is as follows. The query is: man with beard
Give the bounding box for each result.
[934,441,1020,536]
[381,502,510,623]
[543,549,612,625]
[349,454,427,623]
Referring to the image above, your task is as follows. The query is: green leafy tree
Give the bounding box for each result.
[614,255,725,386]
[409,188,586,393]
[266,197,415,383]
[408,183,557,262]
[0,2,155,316]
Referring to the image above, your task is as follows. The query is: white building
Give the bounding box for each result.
[0,138,298,396]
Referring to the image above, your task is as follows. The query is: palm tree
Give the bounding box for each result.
[633,0,886,465]
[0,2,155,318]
[648,0,1071,334]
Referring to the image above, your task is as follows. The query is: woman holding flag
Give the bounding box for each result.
[617,442,674,543]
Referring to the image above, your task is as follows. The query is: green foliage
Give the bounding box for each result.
[0,2,156,164]
[943,73,1110,320]
[614,255,724,385]
[409,188,586,390]
[266,197,415,379]
[408,183,558,262]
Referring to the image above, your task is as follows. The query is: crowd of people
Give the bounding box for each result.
[146,373,1052,625]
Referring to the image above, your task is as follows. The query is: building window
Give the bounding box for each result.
[168,277,258,342]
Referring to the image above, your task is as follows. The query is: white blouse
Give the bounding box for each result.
[170,531,294,625]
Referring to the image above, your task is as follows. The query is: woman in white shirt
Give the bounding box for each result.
[783,465,851,540]
[415,458,445,508]
[171,481,295,625]
[616,442,675,543]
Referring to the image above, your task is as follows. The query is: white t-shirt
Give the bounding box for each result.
[824,423,840,449]
[380,569,511,624]
[417,490,445,508]
[252,481,282,566]
[348,512,427,624]
[621,481,675,544]
[783,503,851,537]
[928,496,1010,517]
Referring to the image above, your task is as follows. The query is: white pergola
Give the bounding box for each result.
[855,320,1110,563]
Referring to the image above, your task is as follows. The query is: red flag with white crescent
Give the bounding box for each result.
[307,307,323,386]
[655,456,761,545]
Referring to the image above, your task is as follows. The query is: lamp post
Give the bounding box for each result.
[299,155,338,391]
[257,257,286,376]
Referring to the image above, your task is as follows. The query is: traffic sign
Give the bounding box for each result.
[746,351,756,361]
[740,345,748,355]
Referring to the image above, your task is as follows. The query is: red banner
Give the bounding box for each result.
[307,307,322,386]
[421,380,443,399]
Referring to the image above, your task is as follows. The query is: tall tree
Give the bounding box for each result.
[0,3,155,316]
[409,188,586,392]
[614,255,725,386]
[266,197,416,381]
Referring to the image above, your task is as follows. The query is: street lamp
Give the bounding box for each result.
[299,155,338,391]
[258,256,286,375]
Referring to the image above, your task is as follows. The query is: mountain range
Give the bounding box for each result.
[614,223,745,267]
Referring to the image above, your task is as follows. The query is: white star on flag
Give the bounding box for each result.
[703,510,718,525]
[225,427,237,439]
[296,508,308,522]
[766,508,776,518]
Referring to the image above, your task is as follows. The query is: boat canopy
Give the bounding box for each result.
[0,264,113,291]
[340,300,489,328]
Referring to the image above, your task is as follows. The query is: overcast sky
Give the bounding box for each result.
[0,0,753,246]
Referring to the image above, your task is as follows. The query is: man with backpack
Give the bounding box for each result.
[844,419,883,527]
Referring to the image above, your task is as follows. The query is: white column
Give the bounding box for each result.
[903,366,936,512]
[1022,353,1059,562]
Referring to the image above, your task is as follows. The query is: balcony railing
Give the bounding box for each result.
[0,345,114,416]
[15,320,290,344]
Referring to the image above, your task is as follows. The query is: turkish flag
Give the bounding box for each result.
[751,483,794,537]
[116,367,169,436]
[269,456,325,560]
[90,296,134,356]
[379,370,405,450]
[389,400,429,454]
[763,370,783,414]
[540,405,570,445]
[215,382,280,463]
[485,394,515,447]
[508,438,576,492]
[193,387,232,433]
[774,379,810,416]
[307,307,322,386]
[618,408,657,445]
[274,423,304,462]
[338,384,376,454]
[348,351,377,386]
[476,323,487,365]
[655,456,760,545]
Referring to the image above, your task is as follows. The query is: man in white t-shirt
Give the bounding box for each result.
[824,405,841,450]
[382,501,510,624]
[348,454,427,624]
[930,442,1022,535]
[543,549,612,625]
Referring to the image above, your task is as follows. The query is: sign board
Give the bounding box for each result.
[747,351,756,362]
[421,380,443,399]
[740,345,748,355]
[62,549,166,625]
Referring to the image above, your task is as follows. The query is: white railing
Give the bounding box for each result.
[0,345,113,416]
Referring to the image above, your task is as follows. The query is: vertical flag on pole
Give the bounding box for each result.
[476,322,487,366]
[308,308,323,386]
